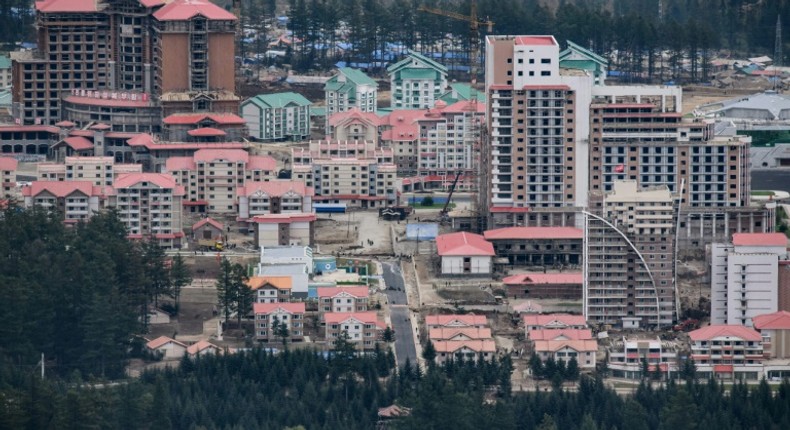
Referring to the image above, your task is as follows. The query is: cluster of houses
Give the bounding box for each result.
[425,314,496,365]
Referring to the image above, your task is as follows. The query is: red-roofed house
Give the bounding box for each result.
[483,226,583,266]
[247,276,292,303]
[432,340,496,364]
[146,336,188,359]
[527,329,592,341]
[22,181,109,223]
[238,180,315,247]
[186,340,222,357]
[533,339,598,369]
[324,312,385,350]
[113,173,185,248]
[0,157,18,198]
[753,311,790,359]
[164,149,277,214]
[711,233,789,326]
[254,303,306,343]
[523,314,587,332]
[192,217,224,242]
[425,314,488,330]
[317,287,369,313]
[436,232,495,275]
[429,327,493,342]
[327,108,382,141]
[689,325,764,379]
[503,272,583,299]
[163,112,247,142]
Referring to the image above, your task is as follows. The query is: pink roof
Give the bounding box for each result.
[239,180,313,197]
[251,213,317,224]
[317,286,369,299]
[442,100,486,114]
[436,232,495,256]
[163,113,245,125]
[114,173,177,189]
[425,314,487,327]
[23,181,97,198]
[90,123,111,131]
[429,327,492,341]
[523,313,587,328]
[193,148,249,163]
[253,302,305,314]
[0,125,59,134]
[380,110,424,142]
[528,329,593,341]
[165,156,196,171]
[532,339,598,353]
[186,340,220,355]
[432,339,496,353]
[328,108,382,127]
[153,0,237,21]
[514,36,557,46]
[192,217,223,231]
[187,127,227,137]
[753,311,790,330]
[689,325,762,342]
[146,336,186,350]
[62,136,93,151]
[0,157,18,171]
[324,311,381,325]
[35,0,98,13]
[248,155,277,171]
[64,95,151,108]
[139,0,166,7]
[503,272,583,285]
[55,120,75,127]
[484,226,583,241]
[70,130,95,137]
[732,233,787,247]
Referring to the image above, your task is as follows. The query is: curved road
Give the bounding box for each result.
[382,261,418,368]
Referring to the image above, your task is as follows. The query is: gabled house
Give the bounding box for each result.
[428,327,492,341]
[146,336,187,359]
[387,50,448,109]
[247,275,293,303]
[186,340,222,357]
[559,40,608,86]
[754,310,790,359]
[324,312,385,350]
[432,339,496,364]
[326,108,381,141]
[532,339,598,369]
[317,286,369,313]
[523,314,587,332]
[253,302,306,343]
[688,325,764,380]
[324,67,378,116]
[192,217,224,242]
[436,232,495,275]
[425,314,488,330]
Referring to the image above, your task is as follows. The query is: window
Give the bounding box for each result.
[541,58,551,64]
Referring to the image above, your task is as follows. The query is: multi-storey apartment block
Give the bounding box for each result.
[388,51,448,109]
[711,233,788,327]
[0,157,18,198]
[0,54,11,89]
[237,181,313,221]
[113,173,185,248]
[22,181,107,223]
[584,180,676,329]
[253,302,305,343]
[689,325,764,380]
[326,108,381,141]
[317,287,369,313]
[241,92,311,141]
[37,156,142,186]
[292,140,397,208]
[164,149,277,213]
[324,312,384,350]
[607,337,679,379]
[247,276,292,304]
[324,68,378,116]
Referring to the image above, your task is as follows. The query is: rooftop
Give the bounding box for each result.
[425,314,487,327]
[523,313,587,328]
[435,232,495,256]
[246,276,293,291]
[428,327,492,341]
[114,173,178,189]
[689,325,762,342]
[753,311,790,330]
[532,339,598,353]
[153,0,237,21]
[514,36,558,46]
[503,273,583,285]
[163,112,245,125]
[145,336,186,350]
[246,92,311,109]
[528,328,593,341]
[324,311,382,325]
[316,286,369,298]
[732,232,787,247]
[484,226,583,241]
[253,302,305,314]
[239,180,314,197]
[192,217,223,231]
[185,340,220,355]
[0,157,18,171]
[432,339,496,353]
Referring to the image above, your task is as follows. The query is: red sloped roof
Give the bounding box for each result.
[324,311,380,324]
[192,217,223,231]
[523,313,587,328]
[317,286,369,299]
[163,113,246,125]
[503,272,583,285]
[484,226,583,241]
[193,148,249,163]
[22,181,97,198]
[35,0,98,13]
[753,311,790,330]
[187,127,227,137]
[253,302,305,314]
[55,120,75,127]
[328,108,382,127]
[250,213,317,224]
[528,329,593,341]
[239,180,313,197]
[515,36,557,46]
[436,232,494,256]
[146,336,186,350]
[186,340,220,355]
[532,339,598,353]
[113,173,177,189]
[432,339,496,353]
[139,0,166,7]
[248,155,277,171]
[428,327,492,341]
[689,325,762,342]
[90,123,111,130]
[425,314,487,327]
[62,136,94,150]
[0,157,18,171]
[732,233,787,247]
[165,156,196,171]
[153,0,237,21]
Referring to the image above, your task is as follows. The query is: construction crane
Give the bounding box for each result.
[417,1,494,85]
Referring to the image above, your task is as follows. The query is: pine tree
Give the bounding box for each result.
[272,316,290,346]
[529,353,544,379]
[169,254,191,314]
[216,258,235,324]
[566,356,580,381]
[421,340,436,363]
[382,326,395,343]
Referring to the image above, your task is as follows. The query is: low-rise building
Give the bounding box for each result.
[324,312,385,350]
[483,226,583,266]
[22,181,108,224]
[192,217,224,242]
[528,328,593,341]
[689,325,764,380]
[257,246,313,298]
[326,108,381,141]
[428,327,493,341]
[435,232,495,275]
[753,310,790,359]
[146,336,187,359]
[242,92,311,141]
[113,173,185,248]
[324,68,378,117]
[0,157,18,198]
[253,302,306,343]
[248,276,293,303]
[433,340,496,364]
[425,314,488,330]
[532,338,598,369]
[251,213,317,248]
[607,337,679,379]
[318,286,369,313]
[387,50,448,109]
[503,273,583,299]
[523,314,587,333]
[185,340,222,357]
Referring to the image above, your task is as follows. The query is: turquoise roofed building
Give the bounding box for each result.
[439,83,486,105]
[387,50,448,109]
[241,92,312,141]
[559,40,608,86]
[324,67,378,116]
[0,54,11,90]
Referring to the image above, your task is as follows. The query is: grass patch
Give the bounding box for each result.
[752,190,776,196]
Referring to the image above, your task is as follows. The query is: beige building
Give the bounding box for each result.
[324,312,384,351]
[326,108,381,141]
[0,157,18,199]
[754,311,790,359]
[253,302,305,343]
[113,173,185,248]
[584,180,676,329]
[237,181,313,220]
[22,181,108,223]
[292,140,397,208]
[433,340,496,364]
[164,148,277,214]
[38,156,142,186]
[317,287,369,313]
[247,276,293,304]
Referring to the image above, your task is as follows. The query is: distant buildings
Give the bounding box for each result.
[253,302,306,343]
[113,173,185,248]
[526,313,597,369]
[388,51,448,109]
[242,92,311,141]
[426,314,495,364]
[0,157,18,198]
[483,226,583,266]
[435,232,495,275]
[689,325,764,380]
[324,68,378,117]
[324,312,384,351]
[22,181,107,224]
[607,337,679,379]
[0,54,11,89]
[37,156,142,186]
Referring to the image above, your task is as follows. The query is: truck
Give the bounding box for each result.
[197,239,224,252]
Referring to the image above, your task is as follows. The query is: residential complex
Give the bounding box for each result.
[317,287,369,313]
[37,156,142,186]
[113,173,185,247]
[247,276,292,304]
[324,68,378,116]
[253,302,306,343]
[435,232,495,275]
[607,337,679,379]
[22,181,107,223]
[241,92,311,141]
[427,314,495,364]
[689,325,765,380]
[388,51,448,109]
[324,312,384,351]
[0,157,18,198]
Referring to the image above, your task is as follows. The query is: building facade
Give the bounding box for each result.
[0,157,18,198]
[253,302,305,343]
[387,51,448,109]
[324,67,378,116]
[22,181,107,223]
[242,92,311,141]
[38,156,142,186]
[483,226,582,266]
[689,325,764,380]
[317,287,369,313]
[607,337,679,379]
[113,173,185,248]
[324,312,384,351]
[435,231,495,275]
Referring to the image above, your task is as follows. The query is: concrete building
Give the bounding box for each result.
[326,108,381,141]
[324,68,378,117]
[559,40,608,86]
[711,233,788,326]
[0,157,18,198]
[387,50,448,109]
[257,246,313,298]
[532,335,598,369]
[523,313,587,332]
[607,337,679,379]
[0,125,60,157]
[435,231,495,275]
[429,327,493,342]
[317,287,369,313]
[433,340,496,364]
[503,273,583,299]
[191,217,223,242]
[247,276,292,304]
[483,226,582,266]
[253,302,305,343]
[242,92,311,141]
[37,156,142,186]
[164,148,277,214]
[324,312,384,351]
[291,140,397,208]
[22,181,108,224]
[113,173,185,248]
[237,180,313,221]
[250,213,316,248]
[700,90,790,124]
[753,311,790,359]
[689,325,764,380]
[584,180,676,329]
[425,314,488,330]
[162,113,247,142]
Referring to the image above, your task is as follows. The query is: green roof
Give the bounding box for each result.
[325,68,377,94]
[559,40,608,66]
[0,89,11,107]
[559,59,602,72]
[387,49,448,74]
[399,68,440,80]
[310,106,326,117]
[338,67,376,86]
[247,92,311,109]
[440,83,486,104]
[0,55,10,70]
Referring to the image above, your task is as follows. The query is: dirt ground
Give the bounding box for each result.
[314,211,394,255]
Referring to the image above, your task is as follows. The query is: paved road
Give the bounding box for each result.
[382,261,418,368]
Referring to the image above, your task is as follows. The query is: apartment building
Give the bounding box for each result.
[0,54,11,89]
[237,180,313,221]
[241,92,311,141]
[22,181,107,223]
[291,140,397,208]
[689,325,764,380]
[523,314,587,333]
[531,330,597,369]
[483,226,583,266]
[326,108,381,141]
[113,173,185,248]
[607,337,679,379]
[0,157,18,198]
[425,314,488,330]
[247,276,292,304]
[710,233,788,326]
[584,180,676,329]
[433,340,496,364]
[428,312,496,364]
[164,148,277,213]
[324,68,378,116]
[37,156,142,186]
[253,302,305,343]
[324,312,384,350]
[317,287,369,313]
[388,51,448,109]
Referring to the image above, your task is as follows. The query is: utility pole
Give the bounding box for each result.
[39,353,44,379]
[775,16,783,92]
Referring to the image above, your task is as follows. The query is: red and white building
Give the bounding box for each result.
[425,314,488,330]
[247,276,293,304]
[753,311,790,360]
[37,156,142,186]
[435,231,495,275]
[433,340,496,364]
[429,327,493,341]
[483,226,583,266]
[324,312,385,351]
[317,286,369,313]
[253,302,306,343]
[523,313,587,333]
[0,157,18,198]
[689,325,764,380]
[146,336,188,359]
[326,108,381,141]
[607,337,679,379]
[22,181,109,223]
[503,273,583,299]
[113,173,185,248]
[532,336,598,369]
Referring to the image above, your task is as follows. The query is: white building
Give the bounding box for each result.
[607,337,679,379]
[242,92,311,141]
[324,67,378,116]
[22,181,107,224]
[435,232,495,275]
[711,233,788,326]
[387,50,448,109]
[689,325,765,380]
[257,246,313,298]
